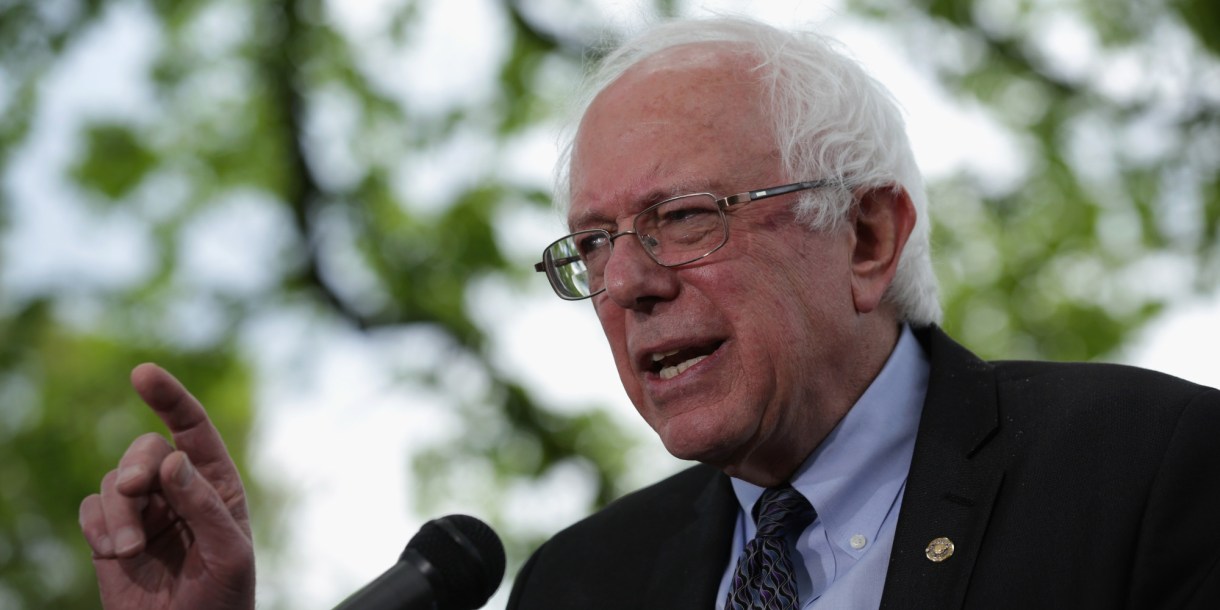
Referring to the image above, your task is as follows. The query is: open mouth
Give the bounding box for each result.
[648,341,724,380]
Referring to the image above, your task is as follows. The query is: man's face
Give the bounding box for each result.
[568,47,874,482]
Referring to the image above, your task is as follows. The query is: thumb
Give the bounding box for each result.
[160,451,251,559]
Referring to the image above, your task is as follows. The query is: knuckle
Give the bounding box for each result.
[131,431,171,453]
[116,434,173,486]
[100,470,119,490]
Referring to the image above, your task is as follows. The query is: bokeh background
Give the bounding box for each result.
[2,0,1218,608]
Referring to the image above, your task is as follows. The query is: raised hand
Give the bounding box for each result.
[78,363,255,610]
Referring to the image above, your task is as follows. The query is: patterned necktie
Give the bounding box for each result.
[726,484,816,610]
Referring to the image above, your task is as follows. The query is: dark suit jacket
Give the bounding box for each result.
[507,326,1220,609]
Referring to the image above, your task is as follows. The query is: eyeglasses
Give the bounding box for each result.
[534,179,840,300]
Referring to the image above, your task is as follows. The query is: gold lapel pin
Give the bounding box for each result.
[925,537,955,562]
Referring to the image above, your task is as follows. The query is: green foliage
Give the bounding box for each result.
[1172,0,1220,54]
[854,0,1220,360]
[0,0,635,606]
[71,124,158,200]
[0,301,255,608]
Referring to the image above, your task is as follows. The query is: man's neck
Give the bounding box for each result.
[722,317,904,486]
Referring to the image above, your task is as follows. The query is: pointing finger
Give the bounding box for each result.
[129,364,244,494]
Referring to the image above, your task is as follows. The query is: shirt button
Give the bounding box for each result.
[850,534,867,550]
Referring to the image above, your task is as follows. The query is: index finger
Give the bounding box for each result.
[130,363,240,485]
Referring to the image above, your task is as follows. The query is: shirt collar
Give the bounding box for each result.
[731,324,929,554]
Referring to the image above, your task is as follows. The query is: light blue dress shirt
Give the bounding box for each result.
[715,325,929,609]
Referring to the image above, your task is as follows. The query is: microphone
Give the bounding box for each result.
[333,514,506,610]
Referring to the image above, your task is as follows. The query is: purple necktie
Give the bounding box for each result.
[726,485,816,610]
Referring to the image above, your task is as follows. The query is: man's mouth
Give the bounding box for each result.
[648,341,723,380]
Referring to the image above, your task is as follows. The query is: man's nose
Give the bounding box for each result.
[601,234,680,310]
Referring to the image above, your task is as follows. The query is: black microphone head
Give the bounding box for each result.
[403,514,505,609]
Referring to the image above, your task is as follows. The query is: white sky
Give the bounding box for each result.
[4,1,1219,608]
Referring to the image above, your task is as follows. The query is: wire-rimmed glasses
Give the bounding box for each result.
[534,179,840,300]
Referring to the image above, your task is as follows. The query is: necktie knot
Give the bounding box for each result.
[727,484,817,610]
[754,485,815,539]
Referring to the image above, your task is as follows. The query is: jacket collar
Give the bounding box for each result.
[880,325,1005,609]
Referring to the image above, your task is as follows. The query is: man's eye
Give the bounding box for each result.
[660,206,713,223]
[577,233,608,256]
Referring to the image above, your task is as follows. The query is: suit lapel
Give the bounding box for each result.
[880,326,1005,609]
[627,327,1005,609]
[642,468,738,609]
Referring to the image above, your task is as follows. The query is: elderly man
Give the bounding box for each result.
[80,16,1220,610]
[506,16,1220,609]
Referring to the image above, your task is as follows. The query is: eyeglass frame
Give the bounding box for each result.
[534,178,842,300]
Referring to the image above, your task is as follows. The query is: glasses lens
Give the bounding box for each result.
[544,230,610,299]
[636,194,727,265]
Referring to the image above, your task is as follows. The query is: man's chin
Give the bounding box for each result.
[655,421,747,468]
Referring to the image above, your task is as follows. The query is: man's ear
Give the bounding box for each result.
[850,186,915,314]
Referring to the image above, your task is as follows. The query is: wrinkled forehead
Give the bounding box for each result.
[572,43,765,156]
[566,44,775,227]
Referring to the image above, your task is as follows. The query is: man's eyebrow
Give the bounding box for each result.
[567,208,616,231]
[567,180,715,231]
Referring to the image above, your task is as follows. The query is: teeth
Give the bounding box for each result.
[659,355,708,380]
[651,349,679,362]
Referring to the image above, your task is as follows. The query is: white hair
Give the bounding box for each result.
[555,16,942,325]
